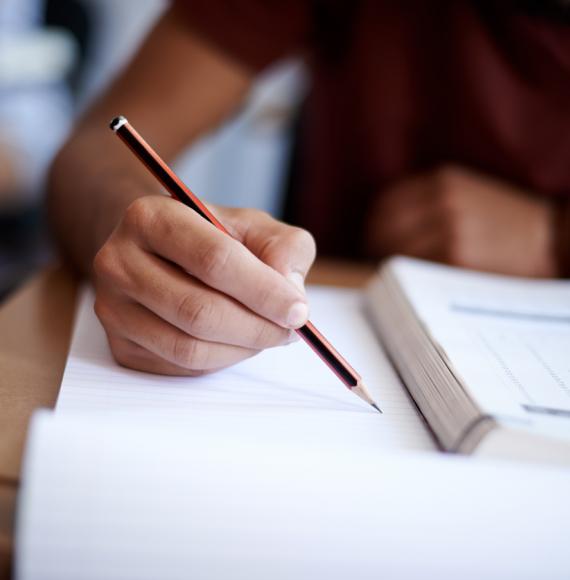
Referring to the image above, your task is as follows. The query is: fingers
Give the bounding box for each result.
[220,207,317,292]
[93,196,315,378]
[106,336,214,377]
[123,197,310,329]
[97,297,260,372]
[97,243,294,349]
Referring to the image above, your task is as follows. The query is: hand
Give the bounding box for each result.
[93,196,316,375]
[366,165,557,277]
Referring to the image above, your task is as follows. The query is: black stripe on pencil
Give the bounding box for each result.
[109,115,381,413]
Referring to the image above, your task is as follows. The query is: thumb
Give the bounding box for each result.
[220,207,317,295]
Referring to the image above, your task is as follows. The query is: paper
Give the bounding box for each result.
[55,286,434,451]
[17,283,570,579]
[392,259,570,422]
[16,411,570,580]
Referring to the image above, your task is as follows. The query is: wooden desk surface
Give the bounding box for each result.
[0,259,375,579]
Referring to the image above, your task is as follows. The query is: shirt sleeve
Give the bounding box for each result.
[171,0,312,72]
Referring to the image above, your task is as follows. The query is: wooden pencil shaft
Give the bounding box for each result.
[110,117,361,391]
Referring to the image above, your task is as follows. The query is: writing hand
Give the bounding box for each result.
[93,196,316,375]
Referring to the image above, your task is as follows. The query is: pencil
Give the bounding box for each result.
[109,115,381,413]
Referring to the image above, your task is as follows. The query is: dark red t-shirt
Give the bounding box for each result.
[173,1,570,259]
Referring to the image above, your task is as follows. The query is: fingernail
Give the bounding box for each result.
[286,301,309,329]
[287,271,306,296]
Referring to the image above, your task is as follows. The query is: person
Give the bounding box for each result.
[48,1,570,377]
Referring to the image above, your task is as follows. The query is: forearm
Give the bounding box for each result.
[47,7,253,274]
[47,125,161,274]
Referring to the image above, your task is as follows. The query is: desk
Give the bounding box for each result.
[0,259,375,579]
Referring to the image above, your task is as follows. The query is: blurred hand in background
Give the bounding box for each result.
[366,166,557,278]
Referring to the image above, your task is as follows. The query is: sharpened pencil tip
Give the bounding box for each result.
[352,381,382,413]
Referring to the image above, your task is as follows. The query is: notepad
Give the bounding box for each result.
[55,285,435,450]
[16,411,570,580]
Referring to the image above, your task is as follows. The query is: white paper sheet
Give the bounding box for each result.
[16,411,570,580]
[55,286,434,451]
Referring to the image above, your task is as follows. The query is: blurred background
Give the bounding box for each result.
[0,0,307,301]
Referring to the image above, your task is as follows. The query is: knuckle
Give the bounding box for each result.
[123,196,158,232]
[234,207,263,221]
[172,335,208,369]
[252,283,275,315]
[93,244,130,291]
[226,206,269,234]
[108,337,135,369]
[93,245,111,279]
[238,207,271,224]
[253,209,272,225]
[93,297,115,329]
[197,241,234,283]
[290,227,317,261]
[93,245,119,281]
[250,322,274,349]
[178,294,216,337]
[112,349,131,369]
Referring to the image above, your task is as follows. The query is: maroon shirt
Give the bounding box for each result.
[173,1,570,263]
